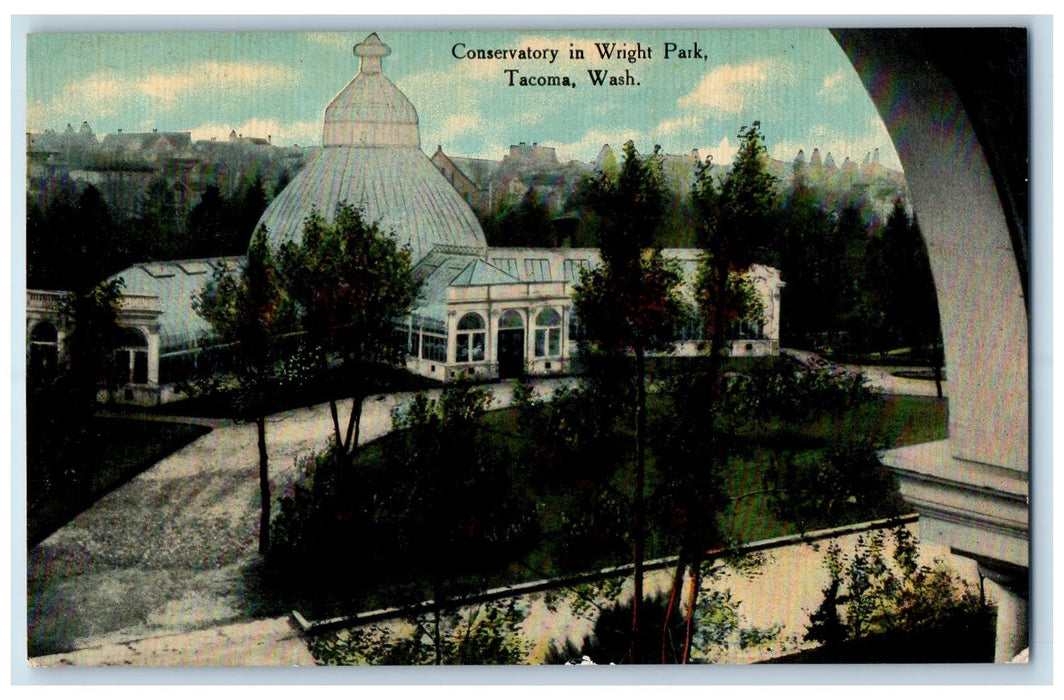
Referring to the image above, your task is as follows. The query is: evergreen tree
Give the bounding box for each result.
[574,140,686,661]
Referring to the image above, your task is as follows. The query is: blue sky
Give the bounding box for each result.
[26,28,902,170]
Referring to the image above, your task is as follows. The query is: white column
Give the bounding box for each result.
[146,328,160,385]
[985,577,1028,662]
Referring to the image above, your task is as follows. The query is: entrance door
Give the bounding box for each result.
[497,310,525,379]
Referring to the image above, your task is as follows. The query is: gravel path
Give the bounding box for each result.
[26,359,936,666]
[27,379,573,663]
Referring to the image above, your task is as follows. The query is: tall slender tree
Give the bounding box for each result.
[574,140,686,661]
[658,122,778,663]
[195,228,294,554]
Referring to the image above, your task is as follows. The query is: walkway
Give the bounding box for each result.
[27,377,575,667]
[27,358,940,668]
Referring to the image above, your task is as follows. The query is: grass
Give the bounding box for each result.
[27,417,210,546]
[135,362,442,419]
[269,389,946,622]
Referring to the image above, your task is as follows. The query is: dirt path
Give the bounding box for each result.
[27,379,573,661]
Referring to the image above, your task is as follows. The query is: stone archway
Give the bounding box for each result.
[832,28,1030,662]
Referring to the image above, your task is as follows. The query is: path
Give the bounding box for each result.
[27,356,939,667]
[27,377,574,667]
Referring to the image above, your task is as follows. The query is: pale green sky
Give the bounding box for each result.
[26,27,901,169]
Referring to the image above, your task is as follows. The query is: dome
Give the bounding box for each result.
[322,33,419,148]
[257,33,486,263]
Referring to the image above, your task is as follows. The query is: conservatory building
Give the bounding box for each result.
[28,33,780,402]
[253,32,782,385]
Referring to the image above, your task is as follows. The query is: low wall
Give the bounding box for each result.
[293,515,984,664]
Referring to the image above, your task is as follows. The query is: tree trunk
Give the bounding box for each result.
[629,343,647,664]
[433,580,443,666]
[321,348,344,448]
[681,555,703,664]
[343,389,364,457]
[328,399,343,449]
[256,415,270,555]
[662,550,686,663]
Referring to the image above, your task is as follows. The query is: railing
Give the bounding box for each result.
[119,294,162,313]
[26,290,65,312]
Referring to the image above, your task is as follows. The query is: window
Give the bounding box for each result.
[456,312,486,363]
[492,258,519,278]
[28,321,59,377]
[523,258,550,281]
[419,317,447,362]
[113,327,149,384]
[534,308,561,357]
[563,259,590,282]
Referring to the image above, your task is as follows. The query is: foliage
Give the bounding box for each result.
[547,560,781,665]
[310,599,529,665]
[194,228,294,411]
[278,202,419,452]
[385,386,537,579]
[805,527,992,649]
[484,187,555,247]
[58,278,127,395]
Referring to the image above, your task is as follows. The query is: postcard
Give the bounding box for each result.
[22,23,1032,671]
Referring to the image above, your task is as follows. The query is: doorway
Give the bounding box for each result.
[497,310,525,379]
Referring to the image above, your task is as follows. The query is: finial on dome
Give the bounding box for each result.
[354,33,391,74]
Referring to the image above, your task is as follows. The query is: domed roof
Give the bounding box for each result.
[257,33,486,262]
[322,33,419,148]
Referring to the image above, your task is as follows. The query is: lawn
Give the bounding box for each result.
[27,417,211,546]
[268,384,947,622]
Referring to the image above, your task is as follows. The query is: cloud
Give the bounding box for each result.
[817,69,848,102]
[301,32,360,49]
[27,72,125,128]
[540,128,644,163]
[656,115,703,137]
[693,136,739,168]
[137,62,301,103]
[677,60,789,114]
[28,60,302,130]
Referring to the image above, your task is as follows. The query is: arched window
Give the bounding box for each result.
[456,312,486,363]
[28,321,59,378]
[499,310,524,329]
[535,308,561,358]
[113,327,149,385]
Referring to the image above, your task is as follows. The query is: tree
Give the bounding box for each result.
[805,527,993,660]
[137,176,182,259]
[573,140,686,661]
[27,278,126,498]
[279,203,420,455]
[654,122,778,663]
[868,200,945,394]
[384,386,536,664]
[195,228,294,554]
[484,187,555,247]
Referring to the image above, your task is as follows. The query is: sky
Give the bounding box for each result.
[25,27,903,171]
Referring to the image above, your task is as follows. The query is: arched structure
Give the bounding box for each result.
[833,29,1030,662]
